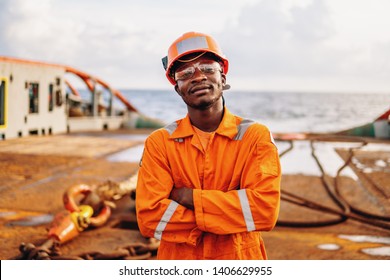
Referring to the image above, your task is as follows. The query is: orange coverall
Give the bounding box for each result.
[136,108,281,259]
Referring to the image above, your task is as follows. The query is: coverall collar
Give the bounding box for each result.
[169,107,239,140]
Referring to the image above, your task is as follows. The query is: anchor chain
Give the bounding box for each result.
[75,239,160,260]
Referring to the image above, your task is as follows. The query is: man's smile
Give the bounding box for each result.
[189,84,212,95]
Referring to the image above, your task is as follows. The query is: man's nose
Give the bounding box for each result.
[191,67,207,81]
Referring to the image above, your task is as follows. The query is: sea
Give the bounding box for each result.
[101,89,390,177]
[117,89,390,134]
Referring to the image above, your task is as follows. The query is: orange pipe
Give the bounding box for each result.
[65,79,80,97]
[65,66,138,112]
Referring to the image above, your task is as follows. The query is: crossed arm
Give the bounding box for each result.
[170,187,194,210]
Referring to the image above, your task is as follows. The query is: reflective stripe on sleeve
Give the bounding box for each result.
[237,189,256,232]
[154,201,179,240]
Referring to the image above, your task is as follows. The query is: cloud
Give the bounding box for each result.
[217,0,342,88]
[0,0,84,62]
[1,0,389,92]
[0,0,263,87]
[216,0,390,92]
[0,0,162,88]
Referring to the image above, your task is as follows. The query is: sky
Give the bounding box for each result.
[1,0,390,93]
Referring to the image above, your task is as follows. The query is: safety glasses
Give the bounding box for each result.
[174,62,222,81]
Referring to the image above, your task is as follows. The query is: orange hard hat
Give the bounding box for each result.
[162,31,229,85]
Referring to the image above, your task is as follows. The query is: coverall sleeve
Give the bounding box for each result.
[136,131,202,246]
[193,125,281,235]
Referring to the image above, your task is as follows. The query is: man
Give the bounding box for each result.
[136,31,281,260]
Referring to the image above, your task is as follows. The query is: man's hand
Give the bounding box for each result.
[170,187,194,210]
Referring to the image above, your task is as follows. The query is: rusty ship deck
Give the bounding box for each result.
[1,129,389,260]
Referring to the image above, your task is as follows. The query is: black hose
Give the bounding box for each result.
[276,137,390,231]
[334,141,390,222]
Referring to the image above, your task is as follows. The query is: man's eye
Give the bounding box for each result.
[176,68,194,79]
[181,68,194,78]
[200,65,215,73]
[184,68,194,74]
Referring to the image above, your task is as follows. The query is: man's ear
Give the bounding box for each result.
[174,84,181,95]
[221,73,231,90]
[221,73,227,86]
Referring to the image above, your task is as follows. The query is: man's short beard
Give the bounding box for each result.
[186,100,214,111]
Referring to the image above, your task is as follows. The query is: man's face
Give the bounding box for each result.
[174,55,226,111]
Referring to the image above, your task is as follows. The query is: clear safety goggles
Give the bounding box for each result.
[174,62,222,81]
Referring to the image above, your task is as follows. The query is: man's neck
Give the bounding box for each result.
[188,102,224,132]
